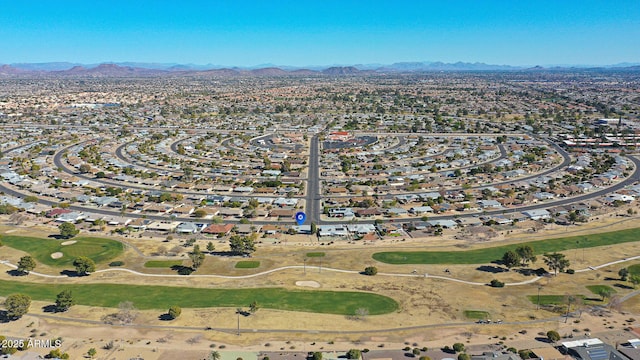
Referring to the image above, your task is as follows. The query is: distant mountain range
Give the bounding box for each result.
[1,61,639,77]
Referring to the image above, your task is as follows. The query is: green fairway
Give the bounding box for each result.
[0,280,398,315]
[373,227,640,264]
[235,261,260,268]
[1,235,124,267]
[144,260,183,268]
[306,252,326,257]
[463,310,489,319]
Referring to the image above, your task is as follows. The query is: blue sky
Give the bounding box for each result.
[1,0,639,66]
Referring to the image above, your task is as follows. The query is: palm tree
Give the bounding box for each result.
[208,351,221,360]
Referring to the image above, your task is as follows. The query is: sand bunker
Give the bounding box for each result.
[50,252,63,259]
[295,280,320,288]
[61,240,77,246]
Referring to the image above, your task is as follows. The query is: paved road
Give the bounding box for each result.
[305,134,321,224]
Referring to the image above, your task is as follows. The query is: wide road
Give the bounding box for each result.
[305,134,321,224]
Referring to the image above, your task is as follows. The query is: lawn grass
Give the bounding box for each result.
[144,260,183,268]
[463,310,489,319]
[526,294,586,306]
[586,285,616,296]
[235,261,260,269]
[373,227,640,264]
[1,235,124,267]
[0,280,398,315]
[628,263,640,275]
[306,252,326,258]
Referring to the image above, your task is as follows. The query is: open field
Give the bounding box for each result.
[373,227,640,264]
[0,279,398,315]
[1,235,124,267]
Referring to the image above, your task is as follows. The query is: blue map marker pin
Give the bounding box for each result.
[295,211,307,226]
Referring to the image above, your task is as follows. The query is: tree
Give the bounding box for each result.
[501,250,520,269]
[55,289,76,312]
[618,268,629,281]
[206,241,215,253]
[346,349,362,360]
[59,222,79,239]
[311,352,323,360]
[452,343,466,352]
[310,222,317,235]
[17,255,36,274]
[229,235,256,255]
[208,351,221,360]
[363,266,378,276]
[515,245,537,266]
[189,244,205,270]
[193,209,207,218]
[47,348,70,359]
[543,253,570,275]
[249,300,259,313]
[458,354,470,360]
[73,256,96,275]
[102,301,137,325]
[4,293,31,319]
[630,274,640,289]
[168,305,181,320]
[87,348,97,358]
[79,164,91,173]
[597,287,614,301]
[23,195,38,203]
[546,330,561,343]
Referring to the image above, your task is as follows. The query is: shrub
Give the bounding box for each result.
[453,343,465,352]
[346,349,361,359]
[363,266,378,276]
[490,279,505,288]
[168,305,181,320]
[109,261,124,267]
[518,350,534,359]
[566,269,575,274]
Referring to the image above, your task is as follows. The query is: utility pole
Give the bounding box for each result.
[537,285,542,310]
[236,309,241,336]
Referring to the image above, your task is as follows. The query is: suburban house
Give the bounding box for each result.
[202,223,235,236]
